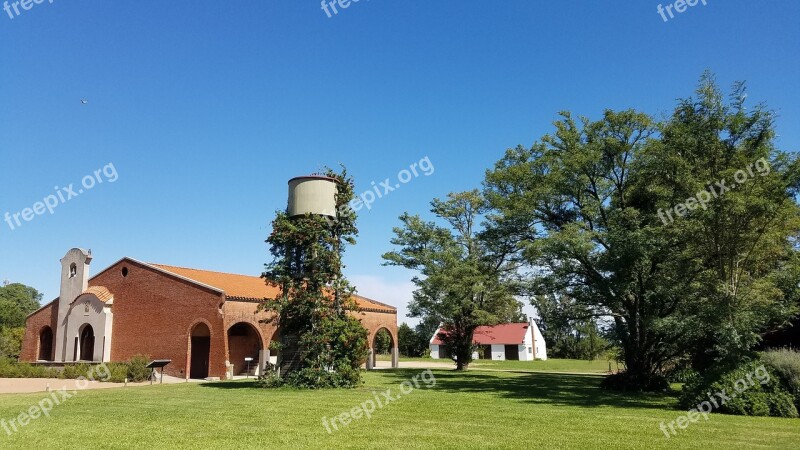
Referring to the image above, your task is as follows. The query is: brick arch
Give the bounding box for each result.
[226,321,265,376]
[369,325,397,349]
[187,319,214,338]
[225,319,267,350]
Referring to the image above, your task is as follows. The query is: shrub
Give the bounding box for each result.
[62,363,92,380]
[257,363,283,388]
[666,366,699,384]
[680,360,798,418]
[0,357,60,378]
[0,327,25,359]
[105,362,130,383]
[762,349,800,409]
[126,355,151,382]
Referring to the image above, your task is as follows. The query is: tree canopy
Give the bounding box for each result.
[483,73,800,389]
[0,282,42,329]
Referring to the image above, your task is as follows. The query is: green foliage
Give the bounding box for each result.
[105,363,130,383]
[384,190,524,370]
[0,283,42,328]
[0,326,25,359]
[260,167,368,388]
[483,73,800,390]
[398,322,431,357]
[0,357,60,378]
[680,361,798,418]
[533,294,610,360]
[374,328,392,354]
[126,355,152,382]
[762,348,800,408]
[62,363,93,379]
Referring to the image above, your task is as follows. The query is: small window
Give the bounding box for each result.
[121,267,129,277]
[69,263,77,278]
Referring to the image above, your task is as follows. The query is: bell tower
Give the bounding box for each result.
[54,248,92,361]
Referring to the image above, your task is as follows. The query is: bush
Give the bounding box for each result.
[62,363,92,380]
[0,327,25,359]
[680,360,798,418]
[105,362,130,383]
[257,363,283,388]
[762,349,800,409]
[666,366,699,384]
[125,355,151,382]
[0,357,60,378]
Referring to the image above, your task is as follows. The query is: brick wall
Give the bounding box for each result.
[20,300,58,361]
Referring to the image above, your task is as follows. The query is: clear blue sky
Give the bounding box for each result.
[2,1,799,325]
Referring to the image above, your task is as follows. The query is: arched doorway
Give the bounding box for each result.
[371,328,395,368]
[189,323,211,379]
[38,327,53,361]
[78,325,95,361]
[227,322,262,376]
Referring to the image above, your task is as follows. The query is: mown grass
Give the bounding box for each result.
[0,369,798,449]
[379,355,616,374]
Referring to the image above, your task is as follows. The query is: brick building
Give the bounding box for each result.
[20,248,398,379]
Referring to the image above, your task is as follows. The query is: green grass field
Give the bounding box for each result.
[377,355,615,374]
[1,366,798,449]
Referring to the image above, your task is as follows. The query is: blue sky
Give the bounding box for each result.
[1,0,798,325]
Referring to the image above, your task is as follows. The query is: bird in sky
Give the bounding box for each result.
[80,99,88,104]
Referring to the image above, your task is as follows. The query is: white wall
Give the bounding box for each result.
[491,344,505,360]
[531,320,548,360]
[430,344,440,359]
[62,294,113,362]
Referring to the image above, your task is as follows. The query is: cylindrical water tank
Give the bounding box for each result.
[287,176,338,218]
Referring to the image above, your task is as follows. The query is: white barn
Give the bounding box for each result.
[430,321,547,361]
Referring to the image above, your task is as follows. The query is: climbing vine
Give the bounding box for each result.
[259,167,368,388]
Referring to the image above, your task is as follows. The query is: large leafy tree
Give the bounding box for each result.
[260,168,369,388]
[383,190,522,370]
[483,75,800,389]
[639,74,800,373]
[0,282,41,329]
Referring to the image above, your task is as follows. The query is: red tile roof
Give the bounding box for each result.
[150,264,396,314]
[71,286,113,304]
[431,323,530,345]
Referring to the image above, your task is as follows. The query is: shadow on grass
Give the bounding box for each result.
[379,368,674,411]
[199,380,261,389]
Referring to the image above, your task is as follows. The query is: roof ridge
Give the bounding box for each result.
[150,263,264,279]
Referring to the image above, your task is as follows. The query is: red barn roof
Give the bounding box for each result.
[431,323,530,345]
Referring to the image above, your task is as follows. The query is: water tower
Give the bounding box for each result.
[287,175,338,219]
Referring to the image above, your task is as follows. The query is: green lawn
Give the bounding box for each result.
[1,368,798,449]
[378,355,616,374]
